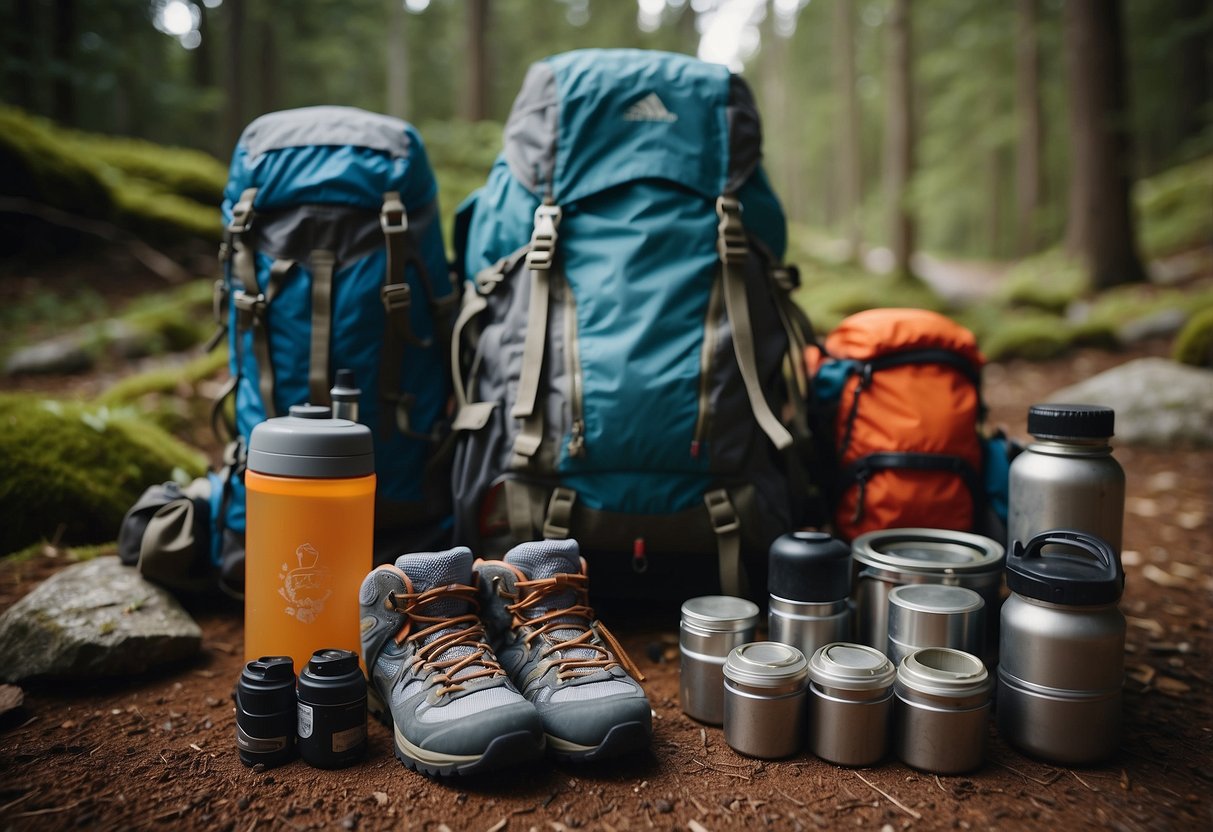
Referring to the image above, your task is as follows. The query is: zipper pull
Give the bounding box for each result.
[632,538,648,574]
[567,420,585,457]
[851,470,869,526]
[690,439,700,458]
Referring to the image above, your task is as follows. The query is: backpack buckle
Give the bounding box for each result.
[380,192,408,235]
[526,203,562,271]
[231,289,265,329]
[227,187,257,234]
[381,282,412,315]
[704,489,740,536]
[715,196,747,264]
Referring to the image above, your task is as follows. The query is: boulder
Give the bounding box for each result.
[1048,357,1213,447]
[0,557,201,683]
[4,334,94,376]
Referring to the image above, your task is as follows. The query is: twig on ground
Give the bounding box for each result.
[853,771,922,820]
[990,758,1062,786]
[0,791,37,814]
[9,799,84,819]
[776,788,805,808]
[691,758,751,781]
[1069,770,1098,792]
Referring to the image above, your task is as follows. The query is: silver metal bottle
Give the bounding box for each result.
[680,596,760,725]
[806,643,896,766]
[722,642,808,759]
[895,647,991,775]
[998,530,1125,764]
[768,532,852,658]
[1008,404,1124,556]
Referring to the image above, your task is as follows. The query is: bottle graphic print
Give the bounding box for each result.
[244,405,375,672]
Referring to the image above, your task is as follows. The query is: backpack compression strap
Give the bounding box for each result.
[716,196,794,452]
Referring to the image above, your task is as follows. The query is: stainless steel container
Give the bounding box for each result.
[680,596,760,725]
[722,642,808,759]
[769,532,852,658]
[895,647,991,774]
[998,530,1125,765]
[886,584,985,667]
[851,529,1004,660]
[806,642,896,766]
[1008,404,1124,557]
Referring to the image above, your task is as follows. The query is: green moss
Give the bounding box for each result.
[96,348,228,407]
[420,120,503,253]
[1172,305,1213,367]
[0,107,114,218]
[0,394,206,556]
[1137,155,1213,258]
[1083,284,1213,333]
[792,261,944,333]
[110,177,222,243]
[119,279,216,353]
[996,249,1087,312]
[979,313,1075,362]
[62,130,226,206]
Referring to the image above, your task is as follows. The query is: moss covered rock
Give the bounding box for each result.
[1173,305,1213,368]
[0,395,206,556]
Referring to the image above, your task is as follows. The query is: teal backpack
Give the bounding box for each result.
[213,106,456,593]
[452,50,814,599]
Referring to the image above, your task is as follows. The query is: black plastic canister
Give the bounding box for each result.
[235,656,297,768]
[296,649,368,768]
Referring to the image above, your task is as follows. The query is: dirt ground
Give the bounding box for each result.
[1,338,1211,832]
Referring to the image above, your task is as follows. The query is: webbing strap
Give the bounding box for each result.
[450,291,495,432]
[510,203,561,464]
[308,250,335,406]
[233,257,294,419]
[716,196,794,451]
[705,489,746,598]
[842,452,983,526]
[542,487,577,540]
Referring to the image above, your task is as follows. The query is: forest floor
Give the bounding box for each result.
[0,334,1210,831]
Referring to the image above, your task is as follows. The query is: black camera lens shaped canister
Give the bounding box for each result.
[235,656,297,768]
[297,649,367,768]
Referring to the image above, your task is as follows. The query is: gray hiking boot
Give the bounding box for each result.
[474,539,652,762]
[358,546,544,776]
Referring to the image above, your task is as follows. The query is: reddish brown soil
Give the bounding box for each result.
[2,340,1211,832]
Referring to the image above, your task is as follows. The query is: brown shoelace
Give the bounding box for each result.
[504,572,645,682]
[388,583,506,696]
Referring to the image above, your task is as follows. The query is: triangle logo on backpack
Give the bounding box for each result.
[624,92,678,123]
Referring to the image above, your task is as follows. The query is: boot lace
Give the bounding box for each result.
[388,583,506,696]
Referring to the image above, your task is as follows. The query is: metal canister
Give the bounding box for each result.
[1008,404,1124,556]
[998,530,1125,765]
[851,529,1004,661]
[886,584,985,667]
[806,643,896,767]
[895,647,991,774]
[722,642,808,759]
[680,596,760,725]
[768,532,852,659]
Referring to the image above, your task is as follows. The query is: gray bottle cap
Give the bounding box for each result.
[807,642,896,691]
[724,642,808,688]
[681,596,760,632]
[248,404,374,478]
[897,647,990,697]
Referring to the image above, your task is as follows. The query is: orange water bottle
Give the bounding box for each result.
[244,404,375,672]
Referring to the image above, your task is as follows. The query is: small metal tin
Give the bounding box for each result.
[852,528,1004,662]
[680,596,760,725]
[886,584,985,667]
[895,647,991,775]
[807,642,896,766]
[723,642,808,759]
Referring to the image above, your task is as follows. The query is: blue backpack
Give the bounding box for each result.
[452,50,814,599]
[212,106,456,594]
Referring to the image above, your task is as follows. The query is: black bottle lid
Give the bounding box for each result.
[1027,403,1114,440]
[297,649,366,706]
[237,656,296,714]
[768,531,852,603]
[331,369,360,401]
[1007,530,1124,606]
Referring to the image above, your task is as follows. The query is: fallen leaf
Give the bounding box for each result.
[1170,562,1201,579]
[1146,471,1180,492]
[1121,550,1142,566]
[1142,564,1187,589]
[689,821,711,832]
[1155,676,1191,697]
[1126,616,1166,638]
[372,792,388,807]
[1176,512,1206,531]
[1126,497,1159,518]
[1126,664,1156,686]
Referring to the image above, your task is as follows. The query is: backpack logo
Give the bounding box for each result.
[624,92,678,123]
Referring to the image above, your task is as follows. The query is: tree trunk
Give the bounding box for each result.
[256,12,280,118]
[387,0,409,119]
[834,0,863,262]
[222,0,247,149]
[1063,0,1146,289]
[11,0,37,110]
[462,0,489,121]
[51,0,75,125]
[1015,0,1043,255]
[883,0,915,280]
[1176,0,1212,147]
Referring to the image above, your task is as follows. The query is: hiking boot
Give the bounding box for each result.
[474,540,652,762]
[359,546,544,776]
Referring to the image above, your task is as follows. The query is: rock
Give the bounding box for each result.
[1116,308,1189,344]
[1047,357,1213,447]
[0,557,201,683]
[0,684,23,718]
[4,334,94,376]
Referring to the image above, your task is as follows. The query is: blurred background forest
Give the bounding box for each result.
[0,0,1211,556]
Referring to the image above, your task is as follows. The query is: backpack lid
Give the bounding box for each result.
[503,49,762,205]
[824,308,984,367]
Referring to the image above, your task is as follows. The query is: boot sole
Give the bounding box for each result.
[545,720,652,763]
[395,725,545,777]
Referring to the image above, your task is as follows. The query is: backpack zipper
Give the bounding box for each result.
[563,275,586,458]
[691,276,724,458]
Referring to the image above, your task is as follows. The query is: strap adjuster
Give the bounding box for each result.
[525,203,563,271]
[715,195,747,264]
[227,188,257,234]
[232,289,266,329]
[542,487,577,539]
[380,191,408,235]
[212,279,229,325]
[704,489,740,536]
[475,265,505,295]
[381,282,412,315]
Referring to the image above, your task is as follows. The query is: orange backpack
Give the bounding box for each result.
[808,308,988,541]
